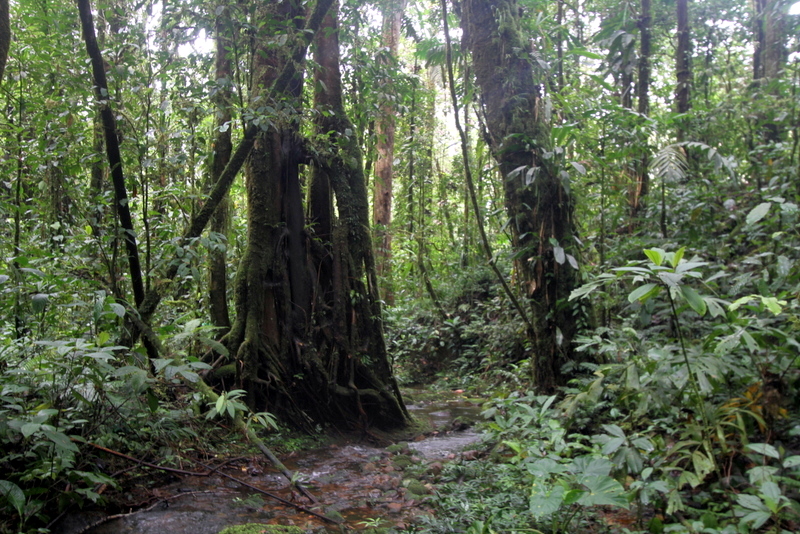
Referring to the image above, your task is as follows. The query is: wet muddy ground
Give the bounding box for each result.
[56,391,484,534]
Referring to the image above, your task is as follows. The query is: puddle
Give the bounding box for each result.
[55,391,484,534]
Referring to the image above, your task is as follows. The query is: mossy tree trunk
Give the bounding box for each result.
[224,0,409,430]
[462,0,579,392]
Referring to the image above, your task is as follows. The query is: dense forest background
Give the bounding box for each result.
[1,0,799,532]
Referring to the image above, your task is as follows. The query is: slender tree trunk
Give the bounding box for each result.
[0,0,9,84]
[631,0,651,218]
[208,6,234,333]
[753,0,767,81]
[77,0,146,309]
[675,0,692,140]
[462,0,579,392]
[373,0,406,304]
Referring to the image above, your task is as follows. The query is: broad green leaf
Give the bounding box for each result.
[746,443,780,459]
[601,436,626,455]
[198,336,229,357]
[570,161,586,175]
[566,254,579,269]
[782,455,800,468]
[31,293,49,314]
[746,202,771,225]
[553,246,565,265]
[577,475,629,508]
[0,480,25,516]
[657,272,683,288]
[628,283,658,303]
[572,457,613,482]
[736,493,768,512]
[529,482,564,518]
[215,395,226,414]
[644,248,665,266]
[21,422,40,438]
[741,510,771,529]
[109,303,126,317]
[670,247,685,268]
[602,424,626,438]
[759,481,781,502]
[679,286,707,316]
[43,430,79,452]
[761,297,784,315]
[747,466,778,486]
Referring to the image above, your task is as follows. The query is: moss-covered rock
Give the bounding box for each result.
[385,441,410,454]
[217,525,303,534]
[404,479,430,497]
[391,454,416,469]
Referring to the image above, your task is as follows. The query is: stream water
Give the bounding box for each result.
[56,391,484,534]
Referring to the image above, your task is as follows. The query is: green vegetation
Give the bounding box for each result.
[0,0,799,533]
[217,525,304,534]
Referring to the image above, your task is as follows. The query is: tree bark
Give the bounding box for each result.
[372,0,406,304]
[208,6,235,333]
[675,0,692,140]
[462,0,579,392]
[631,0,651,217]
[77,0,146,309]
[220,0,408,430]
[0,0,9,84]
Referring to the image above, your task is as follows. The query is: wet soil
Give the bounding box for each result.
[56,391,484,534]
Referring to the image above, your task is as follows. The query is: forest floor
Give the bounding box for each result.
[54,389,484,534]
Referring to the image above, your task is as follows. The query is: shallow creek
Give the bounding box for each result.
[57,391,484,534]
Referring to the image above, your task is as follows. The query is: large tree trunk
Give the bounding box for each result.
[224,0,408,430]
[462,0,579,392]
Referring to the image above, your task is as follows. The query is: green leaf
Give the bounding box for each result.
[691,450,714,482]
[670,247,685,268]
[741,510,771,529]
[43,430,79,452]
[746,443,780,459]
[147,389,159,413]
[601,436,625,455]
[761,297,783,315]
[602,424,626,438]
[628,283,659,303]
[737,493,768,512]
[0,480,25,516]
[529,482,564,518]
[577,475,629,508]
[679,286,707,316]
[31,293,49,314]
[109,303,126,317]
[746,202,771,225]
[782,455,800,468]
[643,248,665,266]
[553,246,565,265]
[21,422,40,438]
